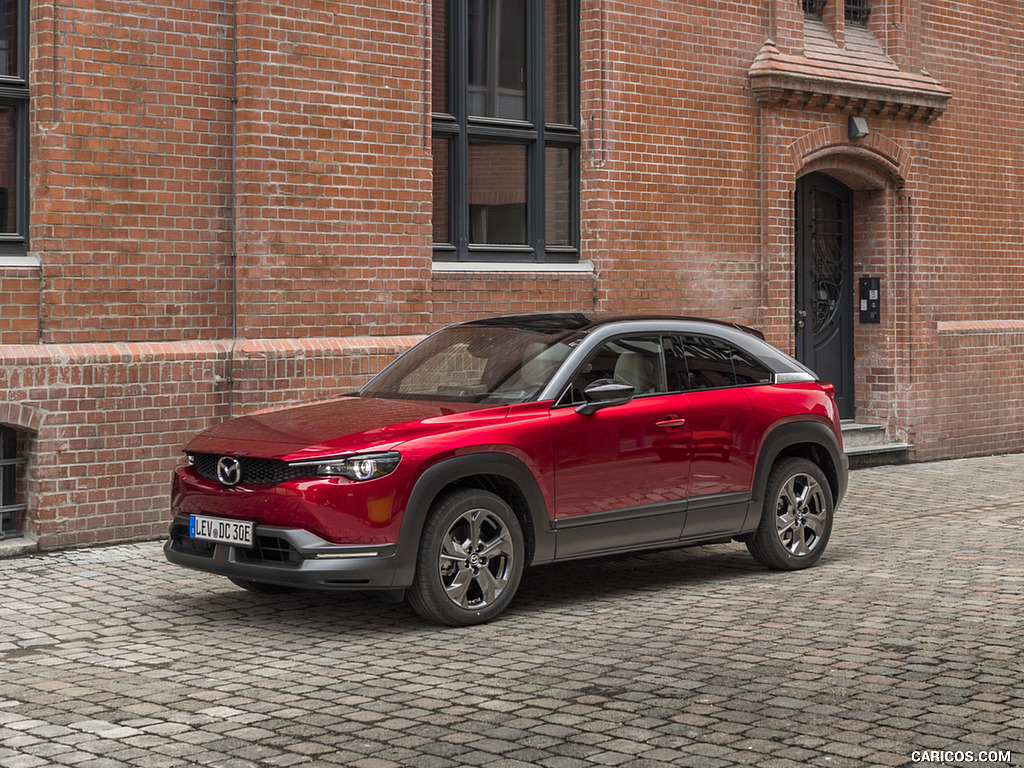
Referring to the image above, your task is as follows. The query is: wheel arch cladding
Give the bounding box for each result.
[753,421,845,507]
[393,453,554,585]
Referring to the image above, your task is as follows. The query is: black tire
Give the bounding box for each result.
[408,488,525,626]
[747,457,834,571]
[227,577,296,594]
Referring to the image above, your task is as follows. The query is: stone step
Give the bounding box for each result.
[841,422,888,449]
[0,532,38,560]
[841,422,912,467]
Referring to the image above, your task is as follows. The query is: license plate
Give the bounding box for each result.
[189,515,254,547]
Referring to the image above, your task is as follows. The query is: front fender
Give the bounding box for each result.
[389,452,555,587]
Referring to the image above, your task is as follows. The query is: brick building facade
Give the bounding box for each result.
[1,0,1022,549]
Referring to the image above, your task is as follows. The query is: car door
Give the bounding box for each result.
[548,335,692,558]
[673,334,767,540]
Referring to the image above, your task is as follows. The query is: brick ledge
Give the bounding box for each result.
[0,336,425,365]
[936,320,1024,333]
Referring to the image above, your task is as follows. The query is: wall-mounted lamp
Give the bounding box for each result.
[848,116,869,139]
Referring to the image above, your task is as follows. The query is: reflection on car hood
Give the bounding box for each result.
[185,396,507,460]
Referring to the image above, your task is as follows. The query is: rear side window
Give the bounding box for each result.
[674,335,772,390]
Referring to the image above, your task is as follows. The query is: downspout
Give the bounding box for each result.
[227,0,239,418]
[756,3,772,331]
[757,106,766,330]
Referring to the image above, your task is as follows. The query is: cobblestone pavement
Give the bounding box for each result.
[2,454,1023,768]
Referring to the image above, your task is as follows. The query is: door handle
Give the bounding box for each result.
[656,416,686,429]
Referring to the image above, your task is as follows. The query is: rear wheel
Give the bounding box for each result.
[747,457,833,570]
[408,489,524,626]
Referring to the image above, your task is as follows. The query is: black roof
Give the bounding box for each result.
[464,311,764,339]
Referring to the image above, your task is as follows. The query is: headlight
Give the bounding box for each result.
[299,451,401,481]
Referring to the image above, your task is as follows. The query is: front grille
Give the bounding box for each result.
[237,535,303,567]
[170,524,302,567]
[169,523,216,558]
[192,453,315,487]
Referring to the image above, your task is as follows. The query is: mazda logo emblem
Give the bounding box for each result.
[216,456,242,487]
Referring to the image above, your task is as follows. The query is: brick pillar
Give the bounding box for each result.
[770,0,804,56]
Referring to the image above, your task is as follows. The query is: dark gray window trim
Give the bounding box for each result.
[0,0,30,255]
[433,0,580,264]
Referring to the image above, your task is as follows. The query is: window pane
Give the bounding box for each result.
[468,0,525,120]
[845,0,870,25]
[567,337,666,402]
[544,0,571,125]
[0,0,18,78]
[0,104,17,234]
[545,146,571,247]
[681,337,730,390]
[431,0,449,113]
[681,336,772,390]
[469,142,526,245]
[432,137,450,244]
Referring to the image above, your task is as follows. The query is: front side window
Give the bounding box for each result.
[432,0,580,263]
[563,337,667,404]
[0,0,27,252]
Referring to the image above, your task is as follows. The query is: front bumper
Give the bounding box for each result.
[164,515,408,590]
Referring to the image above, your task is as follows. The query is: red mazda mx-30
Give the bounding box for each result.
[165,313,849,625]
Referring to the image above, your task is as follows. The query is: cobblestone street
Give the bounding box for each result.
[2,454,1023,768]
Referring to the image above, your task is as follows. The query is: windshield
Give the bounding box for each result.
[362,323,580,403]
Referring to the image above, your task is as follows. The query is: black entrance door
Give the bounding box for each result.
[795,173,854,419]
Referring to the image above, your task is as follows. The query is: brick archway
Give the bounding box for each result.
[791,127,910,190]
[0,402,49,434]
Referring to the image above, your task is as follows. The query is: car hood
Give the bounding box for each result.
[185,396,510,461]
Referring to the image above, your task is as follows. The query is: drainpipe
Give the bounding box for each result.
[226,0,239,418]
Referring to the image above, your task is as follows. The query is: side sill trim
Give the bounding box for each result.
[552,499,688,530]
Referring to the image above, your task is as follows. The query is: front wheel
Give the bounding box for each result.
[408,489,524,626]
[747,457,834,570]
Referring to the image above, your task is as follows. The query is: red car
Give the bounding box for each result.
[165,313,848,625]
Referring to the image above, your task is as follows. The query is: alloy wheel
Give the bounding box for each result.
[773,471,828,557]
[437,507,515,610]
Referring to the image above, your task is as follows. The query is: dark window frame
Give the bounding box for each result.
[0,424,26,539]
[844,0,870,25]
[433,0,581,264]
[802,0,871,25]
[0,0,28,254]
[802,0,826,18]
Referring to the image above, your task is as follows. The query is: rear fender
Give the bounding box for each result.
[743,419,848,533]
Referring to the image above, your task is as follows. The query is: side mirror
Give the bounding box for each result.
[575,379,635,415]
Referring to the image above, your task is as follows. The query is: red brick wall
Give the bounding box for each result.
[232,0,432,341]
[581,2,764,322]
[3,1,1024,548]
[31,1,235,344]
[0,267,39,344]
[0,337,416,548]
[0,343,230,547]
[429,270,596,327]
